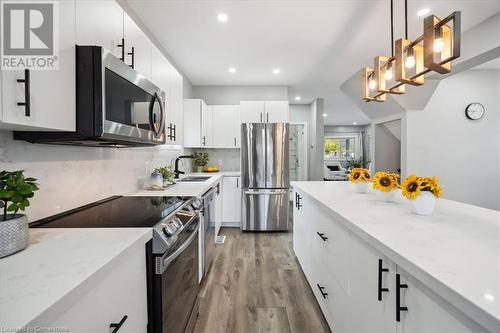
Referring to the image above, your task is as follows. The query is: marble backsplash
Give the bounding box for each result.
[0,131,190,221]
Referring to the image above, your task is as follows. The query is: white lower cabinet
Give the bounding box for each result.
[215,180,223,235]
[293,191,487,333]
[222,176,241,226]
[33,246,148,332]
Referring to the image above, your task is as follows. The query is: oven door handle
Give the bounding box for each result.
[163,224,199,269]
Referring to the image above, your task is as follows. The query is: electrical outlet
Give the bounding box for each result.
[217,159,223,166]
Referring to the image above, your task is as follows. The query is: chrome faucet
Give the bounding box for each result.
[174,155,193,179]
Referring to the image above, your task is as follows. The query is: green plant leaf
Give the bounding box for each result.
[7,203,18,212]
[0,201,4,208]
[25,177,37,182]
[11,195,23,203]
[0,190,15,199]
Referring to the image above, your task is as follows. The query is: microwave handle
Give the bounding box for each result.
[149,93,165,137]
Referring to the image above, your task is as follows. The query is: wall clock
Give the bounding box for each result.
[465,103,485,120]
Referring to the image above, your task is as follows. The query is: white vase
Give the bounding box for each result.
[412,191,436,215]
[351,182,368,193]
[376,189,397,202]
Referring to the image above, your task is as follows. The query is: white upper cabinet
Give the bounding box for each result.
[75,0,123,59]
[240,101,289,123]
[265,101,289,122]
[1,0,76,131]
[240,101,265,123]
[201,104,213,148]
[123,12,151,80]
[212,105,240,148]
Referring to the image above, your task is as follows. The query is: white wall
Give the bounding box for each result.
[374,122,401,173]
[406,69,499,210]
[309,99,325,181]
[191,86,288,105]
[0,132,190,221]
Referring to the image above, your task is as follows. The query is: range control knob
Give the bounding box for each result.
[163,224,177,237]
[191,199,202,210]
[172,218,183,228]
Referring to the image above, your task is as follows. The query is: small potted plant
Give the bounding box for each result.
[192,152,209,173]
[372,171,400,202]
[402,175,442,215]
[154,166,176,187]
[348,168,371,193]
[0,170,39,258]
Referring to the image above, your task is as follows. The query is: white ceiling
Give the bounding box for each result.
[125,0,500,125]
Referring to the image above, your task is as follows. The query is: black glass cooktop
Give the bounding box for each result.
[31,196,189,228]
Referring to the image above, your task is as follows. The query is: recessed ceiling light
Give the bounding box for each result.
[322,113,327,117]
[217,12,228,23]
[353,122,357,125]
[295,96,301,101]
[417,8,430,17]
[228,67,236,73]
[272,68,280,74]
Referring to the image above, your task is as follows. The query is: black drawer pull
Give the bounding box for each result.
[128,46,135,68]
[296,194,302,210]
[17,69,30,117]
[117,38,125,62]
[316,232,328,241]
[378,259,389,301]
[396,274,408,322]
[110,315,128,333]
[316,284,328,299]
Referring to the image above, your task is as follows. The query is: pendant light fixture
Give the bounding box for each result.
[360,0,461,102]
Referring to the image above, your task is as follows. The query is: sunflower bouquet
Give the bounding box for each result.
[402,175,443,215]
[348,168,371,183]
[372,172,400,192]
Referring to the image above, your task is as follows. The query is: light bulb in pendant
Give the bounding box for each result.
[368,77,377,90]
[405,48,416,69]
[433,38,444,53]
[384,64,393,81]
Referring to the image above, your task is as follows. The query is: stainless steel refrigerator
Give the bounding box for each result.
[241,123,290,231]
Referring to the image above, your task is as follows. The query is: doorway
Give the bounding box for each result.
[374,119,401,173]
[289,123,307,181]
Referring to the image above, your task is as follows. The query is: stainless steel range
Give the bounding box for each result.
[31,195,202,333]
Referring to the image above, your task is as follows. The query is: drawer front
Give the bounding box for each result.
[310,200,351,294]
[242,189,289,231]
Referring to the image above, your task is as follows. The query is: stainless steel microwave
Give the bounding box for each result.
[15,46,166,147]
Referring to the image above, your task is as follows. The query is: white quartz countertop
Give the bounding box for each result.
[0,228,151,330]
[291,181,500,332]
[128,171,240,198]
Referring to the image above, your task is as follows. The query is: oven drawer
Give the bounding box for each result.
[242,189,289,231]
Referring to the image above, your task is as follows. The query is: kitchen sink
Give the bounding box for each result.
[177,176,212,182]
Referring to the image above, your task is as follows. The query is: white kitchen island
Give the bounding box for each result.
[291,181,500,333]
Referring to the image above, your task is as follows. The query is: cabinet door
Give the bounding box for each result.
[168,67,183,145]
[1,0,75,131]
[396,268,485,333]
[183,99,202,148]
[123,12,151,80]
[215,182,223,236]
[222,176,241,224]
[201,103,213,148]
[293,190,311,277]
[240,101,265,123]
[75,0,123,59]
[212,105,240,148]
[265,101,289,123]
[348,233,396,332]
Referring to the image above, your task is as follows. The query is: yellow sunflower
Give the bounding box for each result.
[421,176,443,198]
[373,171,399,192]
[349,168,371,183]
[402,175,423,200]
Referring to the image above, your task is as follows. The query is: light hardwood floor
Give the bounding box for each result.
[194,227,331,333]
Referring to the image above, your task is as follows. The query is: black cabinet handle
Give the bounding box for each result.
[117,38,125,62]
[267,112,269,123]
[110,315,128,333]
[216,183,220,195]
[378,259,389,301]
[128,46,135,68]
[316,284,328,299]
[234,137,237,147]
[202,136,206,146]
[316,232,328,241]
[295,193,298,208]
[172,124,176,141]
[296,194,302,210]
[396,274,408,322]
[167,123,174,140]
[236,178,239,188]
[17,69,30,117]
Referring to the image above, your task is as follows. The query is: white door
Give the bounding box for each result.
[123,12,151,80]
[265,101,289,122]
[75,0,123,59]
[396,268,485,333]
[348,233,396,332]
[201,103,213,148]
[222,176,241,224]
[1,0,76,131]
[240,101,265,123]
[183,99,202,148]
[212,105,240,148]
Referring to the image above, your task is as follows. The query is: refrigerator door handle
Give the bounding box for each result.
[244,189,288,195]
